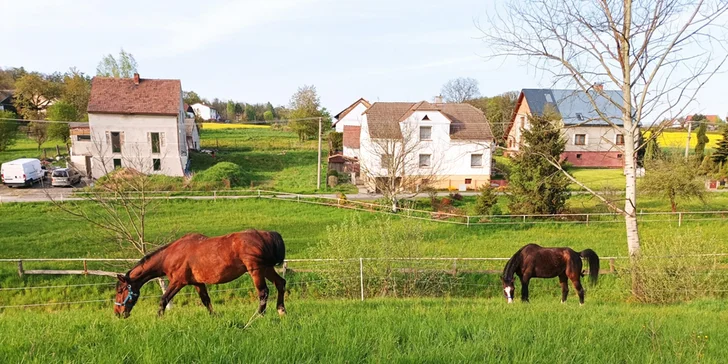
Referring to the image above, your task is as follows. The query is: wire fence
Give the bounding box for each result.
[2,253,728,309]
[42,188,728,227]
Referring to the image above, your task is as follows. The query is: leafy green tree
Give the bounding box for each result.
[61,69,90,121]
[507,112,570,214]
[288,85,327,141]
[711,126,728,167]
[640,155,706,212]
[27,121,48,150]
[96,49,138,78]
[13,73,63,119]
[226,100,236,121]
[183,90,202,106]
[0,110,19,152]
[697,154,717,176]
[466,91,519,143]
[694,122,710,159]
[244,104,256,121]
[47,122,71,143]
[265,102,276,118]
[263,110,274,121]
[46,100,78,122]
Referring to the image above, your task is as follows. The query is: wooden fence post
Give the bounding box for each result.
[609,259,615,274]
[83,260,88,275]
[678,212,683,227]
[55,144,61,157]
[466,216,470,227]
[452,259,458,276]
[281,262,288,278]
[586,214,590,226]
[17,260,24,278]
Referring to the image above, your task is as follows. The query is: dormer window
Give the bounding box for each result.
[575,113,584,121]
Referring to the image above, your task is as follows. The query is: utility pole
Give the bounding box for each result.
[684,120,692,160]
[316,117,322,190]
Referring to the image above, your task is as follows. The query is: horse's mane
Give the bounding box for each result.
[125,242,174,276]
[502,246,526,281]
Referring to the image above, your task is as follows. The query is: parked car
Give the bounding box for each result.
[1,158,44,187]
[51,168,81,187]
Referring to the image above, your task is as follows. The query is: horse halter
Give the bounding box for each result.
[115,284,139,307]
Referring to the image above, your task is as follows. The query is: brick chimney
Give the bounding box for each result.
[593,83,603,92]
[133,73,140,85]
[433,95,443,103]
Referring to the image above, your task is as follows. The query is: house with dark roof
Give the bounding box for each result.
[0,90,16,114]
[70,73,188,178]
[349,99,494,190]
[505,88,626,168]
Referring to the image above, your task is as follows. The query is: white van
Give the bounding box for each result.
[1,158,44,187]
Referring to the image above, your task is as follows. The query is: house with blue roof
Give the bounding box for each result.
[505,87,626,168]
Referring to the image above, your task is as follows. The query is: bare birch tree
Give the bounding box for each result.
[441,77,481,103]
[481,0,728,260]
[361,123,445,212]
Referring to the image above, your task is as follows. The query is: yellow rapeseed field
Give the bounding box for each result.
[201,123,271,130]
[644,130,721,149]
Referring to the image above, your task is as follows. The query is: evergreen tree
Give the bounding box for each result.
[711,126,728,167]
[694,122,710,159]
[507,113,570,215]
[644,138,662,161]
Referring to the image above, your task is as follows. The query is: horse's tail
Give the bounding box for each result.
[579,249,599,285]
[268,231,286,266]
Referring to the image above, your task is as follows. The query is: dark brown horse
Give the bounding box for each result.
[113,230,286,318]
[501,244,599,304]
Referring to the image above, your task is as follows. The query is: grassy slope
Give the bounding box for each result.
[0,298,725,363]
[0,137,68,165]
[192,127,356,194]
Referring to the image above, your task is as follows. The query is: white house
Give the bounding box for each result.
[185,117,201,151]
[353,100,494,190]
[70,73,189,178]
[191,103,219,121]
[506,87,626,168]
[332,98,371,159]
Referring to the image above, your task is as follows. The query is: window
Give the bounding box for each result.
[111,132,121,153]
[113,159,122,169]
[575,113,584,121]
[617,153,623,158]
[77,135,91,141]
[615,134,625,145]
[151,132,161,154]
[576,154,582,159]
[471,154,483,167]
[574,134,586,145]
[465,178,472,184]
[419,126,432,141]
[380,154,392,168]
[520,115,525,129]
[419,154,431,168]
[422,115,430,121]
[153,159,161,171]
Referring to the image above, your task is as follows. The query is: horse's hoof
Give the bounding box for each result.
[278,307,287,316]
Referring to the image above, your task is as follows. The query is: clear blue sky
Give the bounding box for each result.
[1,0,725,118]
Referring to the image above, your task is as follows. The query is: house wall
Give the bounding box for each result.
[334,103,368,133]
[191,103,217,121]
[87,113,187,177]
[359,110,493,190]
[185,118,201,150]
[506,99,531,153]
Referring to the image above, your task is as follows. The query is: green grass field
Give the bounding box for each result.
[1,298,726,363]
[0,136,69,165]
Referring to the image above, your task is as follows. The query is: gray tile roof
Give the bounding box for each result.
[522,88,625,126]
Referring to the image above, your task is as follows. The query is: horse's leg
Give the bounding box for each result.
[559,273,569,303]
[194,284,214,315]
[520,275,530,303]
[571,277,585,305]
[158,283,184,317]
[264,267,287,316]
[251,269,269,315]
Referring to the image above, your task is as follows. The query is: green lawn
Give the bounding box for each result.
[0,136,69,165]
[1,298,726,363]
[568,168,626,191]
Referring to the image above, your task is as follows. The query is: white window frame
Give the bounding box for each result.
[471,154,483,168]
[574,134,587,146]
[419,126,432,141]
[418,154,431,168]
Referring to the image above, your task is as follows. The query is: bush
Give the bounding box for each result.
[633,231,727,303]
[191,162,248,187]
[451,192,463,201]
[474,185,498,215]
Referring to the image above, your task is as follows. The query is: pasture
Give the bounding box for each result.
[1,298,726,363]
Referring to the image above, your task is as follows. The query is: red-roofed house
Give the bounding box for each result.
[70,73,189,178]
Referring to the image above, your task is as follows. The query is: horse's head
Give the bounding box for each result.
[114,274,140,318]
[501,276,515,303]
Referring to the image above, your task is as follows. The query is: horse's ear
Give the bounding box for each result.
[117,274,127,283]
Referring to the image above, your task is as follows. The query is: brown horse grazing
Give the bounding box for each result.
[113,230,286,318]
[501,244,599,305]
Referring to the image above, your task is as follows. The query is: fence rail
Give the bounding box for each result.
[43,188,728,227]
